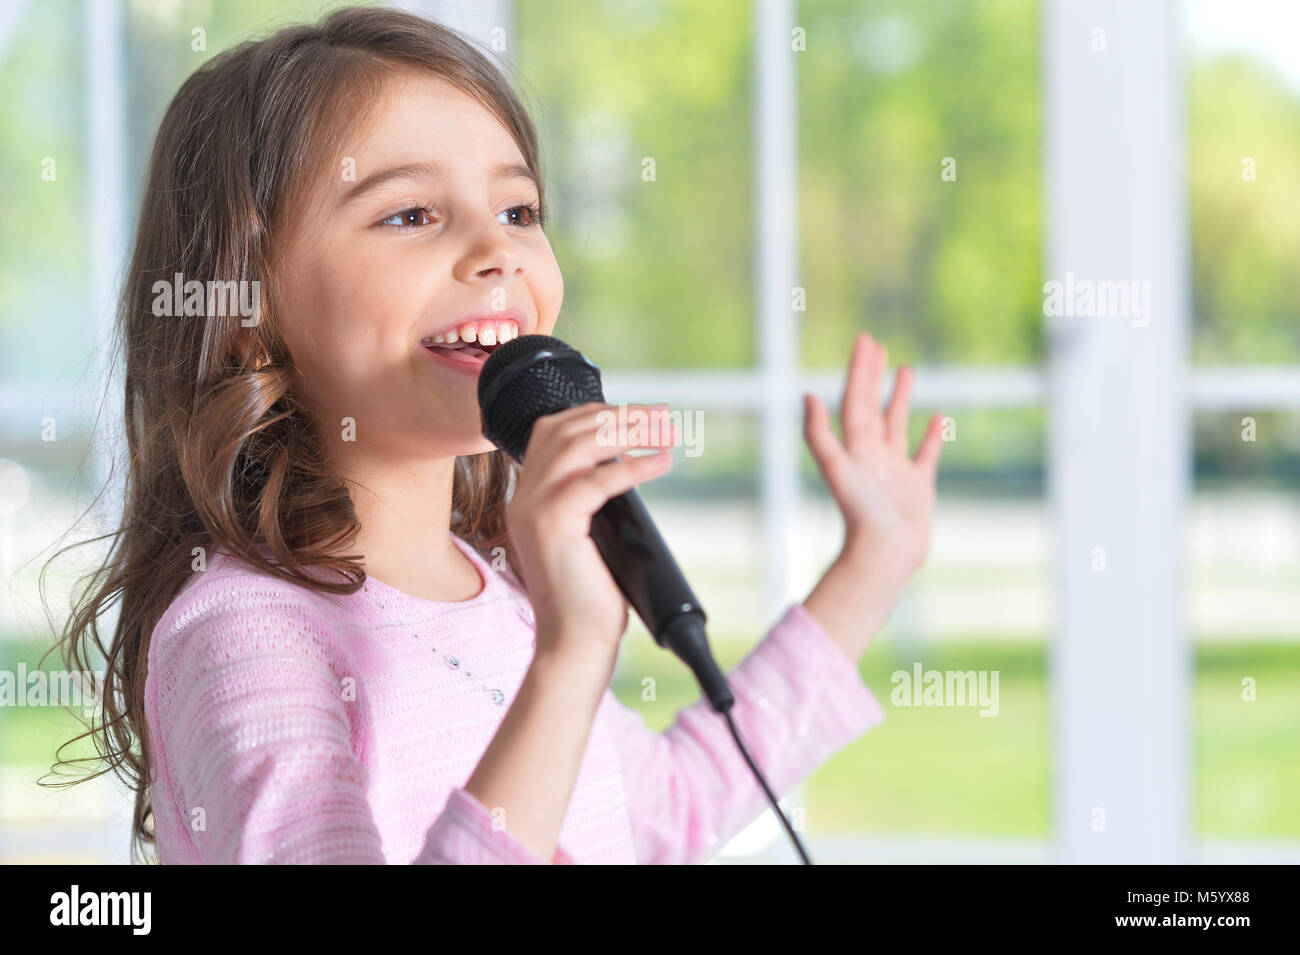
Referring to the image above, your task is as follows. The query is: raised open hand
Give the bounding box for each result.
[803,331,945,594]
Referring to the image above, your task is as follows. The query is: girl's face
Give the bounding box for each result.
[272,72,563,461]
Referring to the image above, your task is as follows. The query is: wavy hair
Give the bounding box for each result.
[37,5,541,863]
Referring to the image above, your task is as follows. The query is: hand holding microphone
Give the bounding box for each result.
[478,334,733,713]
[503,400,678,664]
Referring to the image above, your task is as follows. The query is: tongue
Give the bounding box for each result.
[431,340,490,356]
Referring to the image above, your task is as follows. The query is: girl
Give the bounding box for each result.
[49,6,944,864]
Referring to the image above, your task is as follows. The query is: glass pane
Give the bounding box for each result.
[0,0,91,392]
[514,0,756,369]
[797,408,1050,846]
[1191,410,1300,839]
[1187,0,1300,363]
[0,0,101,865]
[797,0,1043,369]
[1190,0,1300,363]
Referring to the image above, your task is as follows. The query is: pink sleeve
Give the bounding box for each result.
[148,596,570,864]
[598,601,886,864]
[417,789,575,864]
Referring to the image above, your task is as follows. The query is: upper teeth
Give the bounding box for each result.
[426,319,520,346]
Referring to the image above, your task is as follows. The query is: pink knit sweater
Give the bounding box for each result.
[143,531,885,864]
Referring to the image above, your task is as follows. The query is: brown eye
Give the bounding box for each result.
[499,202,544,229]
[380,205,437,229]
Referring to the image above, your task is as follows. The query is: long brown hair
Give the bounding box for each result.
[37,5,542,864]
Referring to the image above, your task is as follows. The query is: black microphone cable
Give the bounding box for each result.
[722,708,813,865]
[656,605,812,864]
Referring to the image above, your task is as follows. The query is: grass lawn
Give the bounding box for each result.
[611,633,1300,839]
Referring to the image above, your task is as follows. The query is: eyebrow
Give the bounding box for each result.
[339,159,537,205]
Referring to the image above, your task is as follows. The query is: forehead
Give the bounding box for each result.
[344,72,524,180]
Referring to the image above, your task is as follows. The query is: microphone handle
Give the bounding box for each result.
[588,487,735,713]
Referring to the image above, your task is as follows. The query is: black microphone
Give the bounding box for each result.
[478,332,816,864]
[477,333,734,714]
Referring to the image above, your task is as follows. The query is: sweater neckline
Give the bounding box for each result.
[360,532,497,611]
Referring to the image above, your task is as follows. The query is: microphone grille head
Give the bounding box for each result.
[477,334,605,462]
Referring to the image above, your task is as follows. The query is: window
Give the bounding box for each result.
[1,0,1294,864]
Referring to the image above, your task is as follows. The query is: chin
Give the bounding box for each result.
[459,434,500,457]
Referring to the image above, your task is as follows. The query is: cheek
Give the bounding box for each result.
[279,244,406,394]
[533,251,564,329]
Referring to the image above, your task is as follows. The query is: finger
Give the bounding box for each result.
[842,332,886,456]
[802,391,848,487]
[553,401,668,439]
[521,401,607,468]
[535,400,610,434]
[549,402,673,454]
[527,412,677,498]
[563,448,675,516]
[526,402,669,475]
[586,428,679,468]
[913,411,946,478]
[555,409,678,474]
[884,364,913,450]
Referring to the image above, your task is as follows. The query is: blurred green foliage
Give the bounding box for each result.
[515,0,759,368]
[796,0,1044,368]
[1190,53,1300,363]
[6,0,1300,378]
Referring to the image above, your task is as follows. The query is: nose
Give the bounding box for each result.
[454,211,522,283]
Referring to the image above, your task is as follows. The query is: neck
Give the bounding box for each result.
[333,443,461,586]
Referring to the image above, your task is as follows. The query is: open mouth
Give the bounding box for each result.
[421,338,504,371]
[421,318,520,369]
